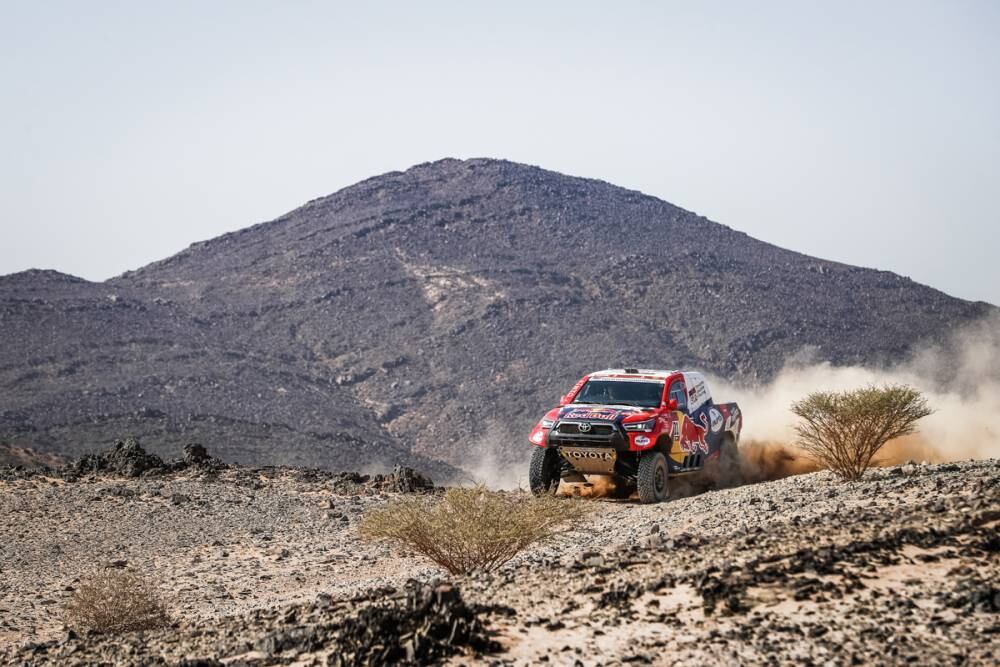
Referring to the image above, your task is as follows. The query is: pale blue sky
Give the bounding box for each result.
[2,1,998,304]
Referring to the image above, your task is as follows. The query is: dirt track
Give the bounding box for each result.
[1,458,997,665]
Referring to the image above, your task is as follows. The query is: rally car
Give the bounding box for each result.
[528,368,743,503]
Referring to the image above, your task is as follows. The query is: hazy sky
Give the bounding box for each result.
[2,1,998,304]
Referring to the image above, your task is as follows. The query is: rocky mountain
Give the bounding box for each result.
[0,158,993,475]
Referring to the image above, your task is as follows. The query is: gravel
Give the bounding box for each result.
[0,457,997,665]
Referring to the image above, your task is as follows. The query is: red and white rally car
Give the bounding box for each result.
[528,368,743,503]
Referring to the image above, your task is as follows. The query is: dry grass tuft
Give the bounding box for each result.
[64,569,170,634]
[359,486,592,574]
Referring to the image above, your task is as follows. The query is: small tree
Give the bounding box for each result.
[791,384,932,481]
[360,486,591,574]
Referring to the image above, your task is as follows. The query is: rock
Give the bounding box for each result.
[639,534,663,549]
[321,582,498,664]
[183,444,211,465]
[98,486,136,498]
[71,438,165,478]
[382,465,434,493]
[221,650,267,664]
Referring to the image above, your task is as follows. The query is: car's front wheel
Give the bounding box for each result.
[637,451,669,503]
[528,447,561,495]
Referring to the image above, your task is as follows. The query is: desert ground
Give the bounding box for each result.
[0,444,997,666]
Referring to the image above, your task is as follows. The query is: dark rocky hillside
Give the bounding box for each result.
[0,270,454,478]
[0,159,993,475]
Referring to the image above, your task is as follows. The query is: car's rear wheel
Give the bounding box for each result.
[637,451,669,503]
[705,434,742,488]
[529,447,561,495]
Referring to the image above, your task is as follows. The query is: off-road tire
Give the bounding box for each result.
[529,447,561,495]
[637,451,669,503]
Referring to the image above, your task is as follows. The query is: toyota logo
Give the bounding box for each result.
[578,422,592,433]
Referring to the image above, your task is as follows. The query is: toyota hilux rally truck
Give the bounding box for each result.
[528,369,742,503]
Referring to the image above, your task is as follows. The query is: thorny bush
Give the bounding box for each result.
[791,384,932,481]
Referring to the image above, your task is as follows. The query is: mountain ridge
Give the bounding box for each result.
[2,158,993,476]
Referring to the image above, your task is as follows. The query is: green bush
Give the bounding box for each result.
[360,486,591,574]
[791,384,932,481]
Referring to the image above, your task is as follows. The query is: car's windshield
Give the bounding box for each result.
[573,379,664,409]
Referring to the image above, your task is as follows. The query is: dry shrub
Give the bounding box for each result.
[359,486,591,574]
[791,384,932,481]
[64,569,170,634]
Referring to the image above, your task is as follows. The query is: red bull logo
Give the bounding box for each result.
[563,408,620,420]
[676,413,709,455]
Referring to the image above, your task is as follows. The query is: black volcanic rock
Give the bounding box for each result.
[71,437,165,478]
[0,158,993,473]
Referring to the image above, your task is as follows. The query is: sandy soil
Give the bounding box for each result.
[1,458,997,665]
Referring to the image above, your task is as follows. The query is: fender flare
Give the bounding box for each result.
[653,433,675,456]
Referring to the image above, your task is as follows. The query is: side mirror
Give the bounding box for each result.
[664,398,678,410]
[559,393,573,406]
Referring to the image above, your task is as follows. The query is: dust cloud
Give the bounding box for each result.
[712,314,1000,480]
[735,440,821,482]
[468,315,999,490]
[557,475,621,499]
[460,421,531,490]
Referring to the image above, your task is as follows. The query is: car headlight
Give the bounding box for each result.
[624,419,655,432]
[541,419,554,429]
